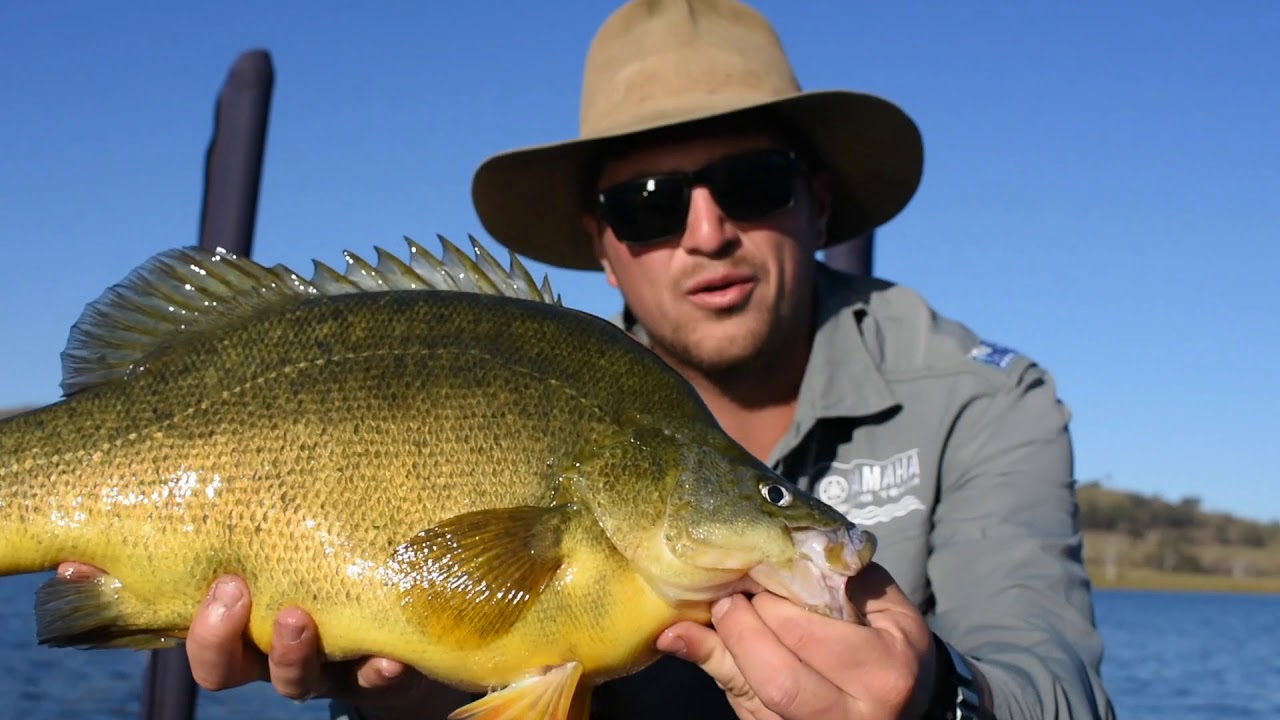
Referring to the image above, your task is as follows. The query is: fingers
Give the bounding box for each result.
[746,592,885,683]
[266,609,416,704]
[57,566,271,694]
[840,564,936,713]
[241,598,409,703]
[844,563,932,652]
[659,574,931,720]
[661,597,848,719]
[59,564,437,711]
[351,656,411,692]
[55,561,104,579]
[268,607,325,700]
[710,596,850,718]
[187,576,267,691]
[748,565,933,715]
[58,564,431,711]
[658,619,762,705]
[184,576,417,707]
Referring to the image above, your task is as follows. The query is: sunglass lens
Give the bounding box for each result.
[711,151,798,221]
[599,177,689,245]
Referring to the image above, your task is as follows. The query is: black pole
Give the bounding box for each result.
[138,48,274,720]
[197,49,275,257]
[824,230,874,276]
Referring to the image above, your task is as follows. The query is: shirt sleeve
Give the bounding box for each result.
[928,357,1116,720]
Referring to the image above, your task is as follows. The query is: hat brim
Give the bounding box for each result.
[471,89,923,271]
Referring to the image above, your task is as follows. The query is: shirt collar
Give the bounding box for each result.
[798,262,898,421]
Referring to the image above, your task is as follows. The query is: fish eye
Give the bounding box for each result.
[760,482,792,507]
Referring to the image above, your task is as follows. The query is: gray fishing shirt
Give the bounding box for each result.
[332,262,1114,720]
[590,262,1115,720]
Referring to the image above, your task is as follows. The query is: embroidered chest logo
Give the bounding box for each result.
[812,448,925,526]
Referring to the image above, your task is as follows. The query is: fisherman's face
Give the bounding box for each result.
[585,125,830,379]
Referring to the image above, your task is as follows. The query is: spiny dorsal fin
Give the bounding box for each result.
[59,235,561,396]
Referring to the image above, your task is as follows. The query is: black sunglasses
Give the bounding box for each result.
[594,148,805,246]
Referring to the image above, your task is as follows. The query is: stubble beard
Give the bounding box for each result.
[647,306,803,407]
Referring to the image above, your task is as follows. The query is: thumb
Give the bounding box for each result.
[846,563,932,651]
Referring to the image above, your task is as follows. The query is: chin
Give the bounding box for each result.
[677,325,772,374]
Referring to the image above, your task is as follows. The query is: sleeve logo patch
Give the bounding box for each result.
[969,341,1018,369]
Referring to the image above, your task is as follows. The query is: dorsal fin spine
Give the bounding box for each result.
[58,235,561,397]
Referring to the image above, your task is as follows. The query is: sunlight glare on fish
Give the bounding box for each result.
[205,474,222,500]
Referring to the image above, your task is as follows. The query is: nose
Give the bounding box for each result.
[680,186,736,256]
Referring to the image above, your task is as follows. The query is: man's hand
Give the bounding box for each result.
[54,562,469,720]
[655,563,937,720]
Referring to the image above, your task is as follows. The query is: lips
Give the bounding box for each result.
[684,271,757,311]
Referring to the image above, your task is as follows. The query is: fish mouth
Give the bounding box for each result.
[746,525,877,623]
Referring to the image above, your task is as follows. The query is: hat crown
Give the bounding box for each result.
[580,0,802,138]
[470,0,923,271]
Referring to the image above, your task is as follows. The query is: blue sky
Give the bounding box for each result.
[1,2,1276,521]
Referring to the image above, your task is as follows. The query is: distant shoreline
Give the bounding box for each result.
[1087,567,1280,595]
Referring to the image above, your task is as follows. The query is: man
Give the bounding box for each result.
[457,4,1114,719]
[61,1,1113,718]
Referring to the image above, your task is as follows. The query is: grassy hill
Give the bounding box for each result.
[1078,480,1280,593]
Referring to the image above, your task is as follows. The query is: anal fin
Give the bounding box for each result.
[448,662,587,720]
[35,572,187,650]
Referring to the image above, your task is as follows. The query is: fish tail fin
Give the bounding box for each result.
[34,570,189,650]
[448,662,586,720]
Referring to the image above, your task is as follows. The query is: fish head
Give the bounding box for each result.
[638,437,876,622]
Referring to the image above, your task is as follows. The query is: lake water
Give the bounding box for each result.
[0,573,1275,719]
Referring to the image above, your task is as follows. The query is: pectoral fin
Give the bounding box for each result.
[448,662,589,720]
[389,505,573,649]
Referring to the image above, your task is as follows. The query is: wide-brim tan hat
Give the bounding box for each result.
[471,0,924,271]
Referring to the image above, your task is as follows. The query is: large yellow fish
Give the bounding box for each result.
[0,236,876,719]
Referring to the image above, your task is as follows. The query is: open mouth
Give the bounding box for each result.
[745,527,877,623]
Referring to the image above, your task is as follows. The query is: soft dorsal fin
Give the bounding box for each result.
[59,234,560,397]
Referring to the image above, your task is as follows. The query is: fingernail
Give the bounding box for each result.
[376,660,403,681]
[278,619,305,644]
[711,597,732,622]
[665,636,689,658]
[208,580,241,622]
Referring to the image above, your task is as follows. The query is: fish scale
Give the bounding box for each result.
[0,236,877,720]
